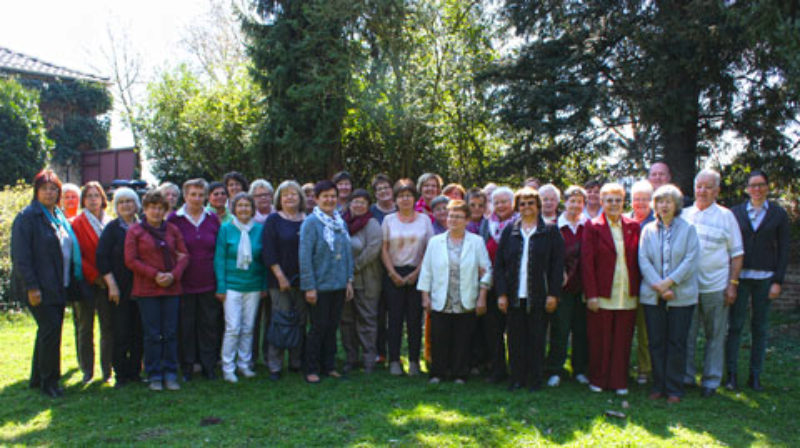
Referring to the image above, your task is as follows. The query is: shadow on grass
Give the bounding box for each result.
[0,310,798,446]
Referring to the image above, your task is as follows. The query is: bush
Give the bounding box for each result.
[0,182,31,309]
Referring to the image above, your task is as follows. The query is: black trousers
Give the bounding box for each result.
[29,303,65,390]
[507,301,548,389]
[179,291,222,374]
[484,290,508,380]
[305,290,345,375]
[251,292,272,365]
[430,311,475,380]
[112,296,143,382]
[376,285,388,358]
[386,266,423,363]
[644,303,695,397]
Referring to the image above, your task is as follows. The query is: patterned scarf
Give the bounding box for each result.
[487,212,518,244]
[312,206,347,252]
[83,210,109,238]
[40,202,83,282]
[232,216,255,270]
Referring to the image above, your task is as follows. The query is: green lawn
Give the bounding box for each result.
[1,309,798,447]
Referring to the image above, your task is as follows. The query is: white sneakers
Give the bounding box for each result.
[547,375,561,387]
[589,384,603,393]
[408,361,421,376]
[575,374,590,385]
[616,388,629,396]
[239,367,256,378]
[223,372,238,383]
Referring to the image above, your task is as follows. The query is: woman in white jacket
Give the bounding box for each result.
[417,200,492,384]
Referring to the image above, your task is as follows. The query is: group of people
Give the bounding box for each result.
[11,161,788,404]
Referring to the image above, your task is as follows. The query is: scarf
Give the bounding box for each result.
[488,212,518,244]
[312,206,347,252]
[83,210,109,238]
[40,202,83,282]
[118,215,139,231]
[232,216,255,270]
[141,220,174,271]
[343,210,373,236]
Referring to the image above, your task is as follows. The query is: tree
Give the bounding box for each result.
[0,78,51,187]
[243,0,362,182]
[491,0,800,194]
[344,0,504,187]
[137,64,263,183]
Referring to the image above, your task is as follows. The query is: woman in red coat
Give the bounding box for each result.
[581,183,641,395]
[71,181,114,384]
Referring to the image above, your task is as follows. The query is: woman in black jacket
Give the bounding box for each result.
[494,187,564,391]
[96,187,144,388]
[725,170,790,391]
[11,170,83,398]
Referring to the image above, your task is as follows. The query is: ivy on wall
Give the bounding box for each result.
[18,78,112,165]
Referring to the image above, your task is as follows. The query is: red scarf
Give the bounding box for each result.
[343,210,373,235]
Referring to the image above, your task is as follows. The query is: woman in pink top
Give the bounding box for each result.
[125,190,189,391]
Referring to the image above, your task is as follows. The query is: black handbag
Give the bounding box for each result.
[267,307,302,349]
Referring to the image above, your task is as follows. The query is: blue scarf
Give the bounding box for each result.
[39,202,83,282]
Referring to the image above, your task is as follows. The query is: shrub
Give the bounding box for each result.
[0,182,31,309]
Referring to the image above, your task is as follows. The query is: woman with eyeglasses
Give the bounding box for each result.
[494,187,564,391]
[581,183,641,396]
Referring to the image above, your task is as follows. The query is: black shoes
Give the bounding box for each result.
[747,373,764,392]
[507,382,522,391]
[701,387,716,398]
[724,372,737,391]
[41,385,64,398]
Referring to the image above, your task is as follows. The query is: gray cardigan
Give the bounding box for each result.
[638,216,699,307]
[351,217,383,298]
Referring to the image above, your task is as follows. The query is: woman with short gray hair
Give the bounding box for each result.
[250,179,275,224]
[638,184,699,403]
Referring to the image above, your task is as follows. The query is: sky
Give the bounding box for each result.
[1,0,214,149]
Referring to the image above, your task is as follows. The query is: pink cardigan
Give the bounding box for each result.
[124,222,189,297]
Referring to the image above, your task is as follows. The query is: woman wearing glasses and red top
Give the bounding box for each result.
[581,183,641,396]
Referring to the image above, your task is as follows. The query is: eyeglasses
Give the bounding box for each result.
[747,182,767,189]
[253,193,272,199]
[604,198,624,204]
[518,200,537,207]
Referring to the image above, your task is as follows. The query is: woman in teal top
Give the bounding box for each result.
[214,192,267,383]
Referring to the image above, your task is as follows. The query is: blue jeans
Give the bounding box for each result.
[726,278,772,375]
[137,296,179,381]
[644,303,694,397]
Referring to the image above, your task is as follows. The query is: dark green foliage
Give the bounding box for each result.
[0,79,50,187]
[17,78,113,166]
[490,0,800,194]
[244,0,361,182]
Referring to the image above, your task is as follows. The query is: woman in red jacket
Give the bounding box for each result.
[125,190,189,391]
[581,183,641,395]
[71,181,113,384]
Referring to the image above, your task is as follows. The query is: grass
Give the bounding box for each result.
[1,309,799,447]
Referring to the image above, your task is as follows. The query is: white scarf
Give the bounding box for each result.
[232,216,255,270]
[312,206,347,252]
[84,210,109,238]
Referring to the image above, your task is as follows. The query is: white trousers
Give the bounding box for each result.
[221,290,261,374]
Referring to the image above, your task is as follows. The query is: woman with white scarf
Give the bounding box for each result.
[299,180,355,384]
[96,187,143,388]
[70,181,114,384]
[214,192,267,383]
[477,186,518,383]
